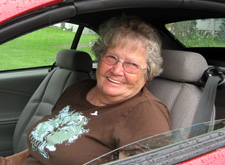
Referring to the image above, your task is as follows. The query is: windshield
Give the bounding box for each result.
[85,119,225,164]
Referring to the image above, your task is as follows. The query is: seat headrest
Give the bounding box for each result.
[56,49,92,73]
[160,50,208,82]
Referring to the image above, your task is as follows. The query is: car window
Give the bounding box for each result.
[0,22,98,71]
[76,27,99,61]
[0,22,75,71]
[165,18,225,48]
[85,119,225,164]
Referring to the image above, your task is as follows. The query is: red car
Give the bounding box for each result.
[0,0,225,164]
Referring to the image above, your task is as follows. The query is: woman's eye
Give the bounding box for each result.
[105,55,118,62]
[108,55,117,60]
[128,62,139,68]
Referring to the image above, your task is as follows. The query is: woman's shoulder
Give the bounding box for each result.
[125,87,171,128]
[125,86,170,120]
[130,86,167,108]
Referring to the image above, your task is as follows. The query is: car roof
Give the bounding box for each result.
[71,0,225,30]
[1,0,224,28]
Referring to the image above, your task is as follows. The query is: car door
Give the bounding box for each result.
[85,119,225,165]
[0,68,48,156]
[0,23,77,156]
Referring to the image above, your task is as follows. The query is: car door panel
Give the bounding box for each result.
[216,87,225,120]
[0,68,48,156]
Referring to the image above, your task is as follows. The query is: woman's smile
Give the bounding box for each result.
[107,76,124,84]
[93,37,147,105]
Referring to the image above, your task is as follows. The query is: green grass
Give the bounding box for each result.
[0,27,98,71]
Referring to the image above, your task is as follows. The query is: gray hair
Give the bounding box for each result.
[92,15,163,81]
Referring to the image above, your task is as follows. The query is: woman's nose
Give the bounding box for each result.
[111,61,124,74]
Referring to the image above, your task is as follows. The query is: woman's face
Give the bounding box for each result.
[95,37,148,103]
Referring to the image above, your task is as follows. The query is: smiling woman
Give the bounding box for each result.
[91,36,149,105]
[7,15,170,164]
[0,0,225,164]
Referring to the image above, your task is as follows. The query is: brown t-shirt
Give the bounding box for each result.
[25,79,171,165]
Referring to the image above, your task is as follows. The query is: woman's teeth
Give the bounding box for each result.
[107,77,123,84]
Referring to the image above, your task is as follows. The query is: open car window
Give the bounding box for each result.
[85,119,225,164]
[165,18,225,48]
[0,22,75,71]
[0,22,98,71]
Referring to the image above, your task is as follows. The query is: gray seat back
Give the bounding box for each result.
[148,50,209,129]
[13,49,92,153]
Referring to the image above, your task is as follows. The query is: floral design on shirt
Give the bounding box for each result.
[29,105,89,159]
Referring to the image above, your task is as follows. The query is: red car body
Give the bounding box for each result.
[0,0,62,24]
[0,0,224,164]
[180,147,225,165]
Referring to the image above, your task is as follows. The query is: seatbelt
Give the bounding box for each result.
[48,62,56,72]
[193,67,225,125]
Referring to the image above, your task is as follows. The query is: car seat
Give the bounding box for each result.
[147,50,210,130]
[13,49,92,153]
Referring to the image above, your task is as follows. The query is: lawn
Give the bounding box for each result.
[0,26,98,71]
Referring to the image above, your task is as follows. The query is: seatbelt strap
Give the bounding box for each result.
[193,67,224,124]
[48,62,56,72]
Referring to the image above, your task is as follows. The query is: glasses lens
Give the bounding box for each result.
[123,62,140,73]
[103,54,145,74]
[103,55,117,65]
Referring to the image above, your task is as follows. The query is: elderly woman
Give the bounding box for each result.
[0,15,171,164]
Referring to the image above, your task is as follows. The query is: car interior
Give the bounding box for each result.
[0,0,225,163]
[13,49,93,153]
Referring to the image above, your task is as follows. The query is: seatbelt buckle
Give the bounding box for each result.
[197,67,225,88]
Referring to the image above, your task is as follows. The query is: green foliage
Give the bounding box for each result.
[180,32,225,47]
[169,19,225,48]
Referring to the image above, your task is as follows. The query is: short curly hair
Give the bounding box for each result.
[92,15,163,81]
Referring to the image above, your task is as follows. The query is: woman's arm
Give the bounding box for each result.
[0,149,29,165]
[119,152,129,160]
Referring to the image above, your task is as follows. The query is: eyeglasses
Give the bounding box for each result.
[102,53,147,74]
